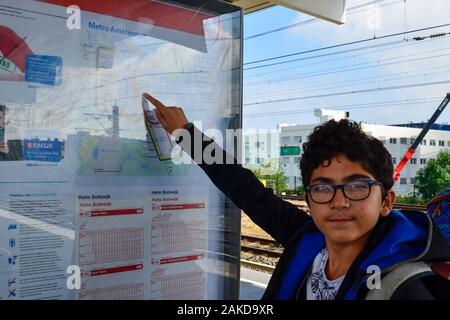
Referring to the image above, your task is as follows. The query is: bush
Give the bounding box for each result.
[395,194,427,205]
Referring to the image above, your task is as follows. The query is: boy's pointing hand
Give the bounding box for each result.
[143,92,189,135]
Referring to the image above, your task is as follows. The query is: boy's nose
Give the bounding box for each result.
[330,188,350,209]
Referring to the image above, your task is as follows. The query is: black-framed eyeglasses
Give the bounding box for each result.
[306,179,384,204]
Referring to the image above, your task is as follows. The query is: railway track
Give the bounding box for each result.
[241,234,281,258]
[240,234,280,273]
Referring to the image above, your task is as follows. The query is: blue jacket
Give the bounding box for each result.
[272,210,448,300]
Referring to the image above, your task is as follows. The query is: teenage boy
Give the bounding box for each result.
[144,93,450,300]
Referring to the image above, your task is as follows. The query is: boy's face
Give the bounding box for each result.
[307,154,395,247]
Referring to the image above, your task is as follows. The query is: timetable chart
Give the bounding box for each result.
[79,228,144,265]
[150,266,204,300]
[79,283,145,300]
[151,221,205,254]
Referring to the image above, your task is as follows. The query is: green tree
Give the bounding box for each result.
[271,167,288,195]
[415,150,450,201]
[296,185,306,197]
[251,162,288,195]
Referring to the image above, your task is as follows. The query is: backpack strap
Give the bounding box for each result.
[427,193,450,207]
[365,261,432,300]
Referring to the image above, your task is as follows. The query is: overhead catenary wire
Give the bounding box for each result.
[244,32,450,74]
[243,96,443,118]
[245,66,450,101]
[244,0,396,40]
[245,39,408,79]
[245,39,406,74]
[244,79,450,106]
[244,50,450,87]
[244,23,450,67]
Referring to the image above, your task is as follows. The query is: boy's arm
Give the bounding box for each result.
[176,123,310,246]
[143,93,311,246]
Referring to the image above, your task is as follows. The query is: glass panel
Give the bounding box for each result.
[0,0,241,300]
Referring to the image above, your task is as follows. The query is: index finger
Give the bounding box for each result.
[143,92,166,110]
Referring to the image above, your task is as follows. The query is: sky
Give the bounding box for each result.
[241,0,450,130]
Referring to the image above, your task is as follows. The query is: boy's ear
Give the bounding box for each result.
[381,189,396,217]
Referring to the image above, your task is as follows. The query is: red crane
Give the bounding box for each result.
[393,93,450,182]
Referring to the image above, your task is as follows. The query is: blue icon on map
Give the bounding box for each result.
[25,55,62,86]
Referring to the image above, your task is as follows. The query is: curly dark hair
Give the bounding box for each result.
[300,119,394,198]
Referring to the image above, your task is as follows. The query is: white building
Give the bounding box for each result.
[279,110,450,196]
[243,129,280,171]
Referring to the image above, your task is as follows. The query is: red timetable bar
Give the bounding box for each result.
[160,203,205,211]
[160,254,204,265]
[85,208,144,217]
[88,264,144,277]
